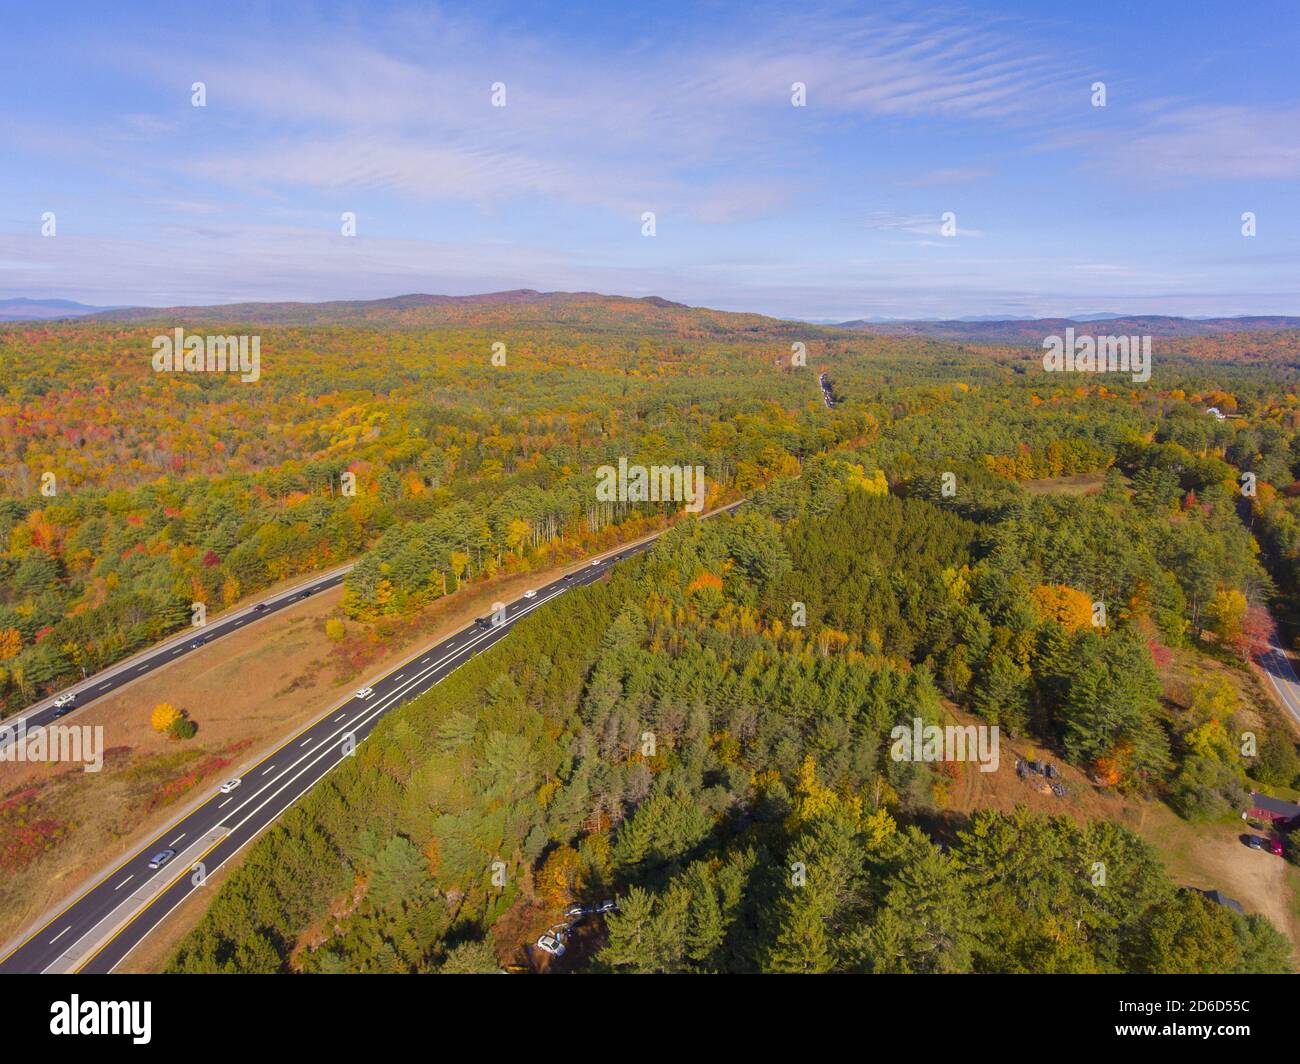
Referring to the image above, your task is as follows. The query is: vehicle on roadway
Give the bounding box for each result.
[52,693,76,709]
[595,900,618,914]
[356,687,375,700]
[253,602,269,612]
[523,589,537,599]
[219,778,241,794]
[565,904,591,918]
[147,848,176,870]
[536,931,566,957]
[474,617,492,630]
[563,572,574,580]
[590,559,601,567]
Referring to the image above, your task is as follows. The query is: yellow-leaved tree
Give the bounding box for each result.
[151,702,181,734]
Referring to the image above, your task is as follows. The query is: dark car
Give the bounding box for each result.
[474,617,491,630]
[1243,834,1285,856]
[253,603,269,612]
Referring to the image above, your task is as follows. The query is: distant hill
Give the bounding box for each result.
[0,297,119,321]
[83,289,821,338]
[835,315,1300,343]
[15,291,1300,344]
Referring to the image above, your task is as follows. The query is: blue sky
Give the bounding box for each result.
[3,0,1299,319]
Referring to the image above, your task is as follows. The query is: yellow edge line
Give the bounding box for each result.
[73,833,231,973]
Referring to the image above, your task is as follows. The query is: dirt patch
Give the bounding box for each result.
[1147,812,1296,945]
[1020,472,1112,496]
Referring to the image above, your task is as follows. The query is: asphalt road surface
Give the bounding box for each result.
[0,504,743,974]
[819,372,835,409]
[1,564,354,750]
[1260,634,1300,728]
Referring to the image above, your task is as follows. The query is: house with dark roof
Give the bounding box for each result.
[1246,791,1300,827]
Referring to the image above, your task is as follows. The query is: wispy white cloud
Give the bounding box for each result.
[1125,104,1300,179]
[93,5,1087,218]
[1046,102,1300,182]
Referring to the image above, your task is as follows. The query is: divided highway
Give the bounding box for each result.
[2,563,355,748]
[0,504,743,974]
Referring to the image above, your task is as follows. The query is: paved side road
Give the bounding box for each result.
[1259,635,1300,727]
[818,372,835,409]
[0,502,744,974]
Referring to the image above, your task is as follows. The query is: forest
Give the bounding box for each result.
[5,306,1300,973]
[0,311,864,714]
[166,427,1298,972]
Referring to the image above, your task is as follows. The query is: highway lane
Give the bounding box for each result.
[1,503,743,974]
[1,563,355,748]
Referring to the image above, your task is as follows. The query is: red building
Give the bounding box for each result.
[1246,792,1300,828]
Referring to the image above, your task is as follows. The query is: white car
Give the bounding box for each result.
[523,589,537,599]
[356,687,375,700]
[590,559,601,568]
[52,693,76,709]
[536,932,566,957]
[219,778,241,794]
